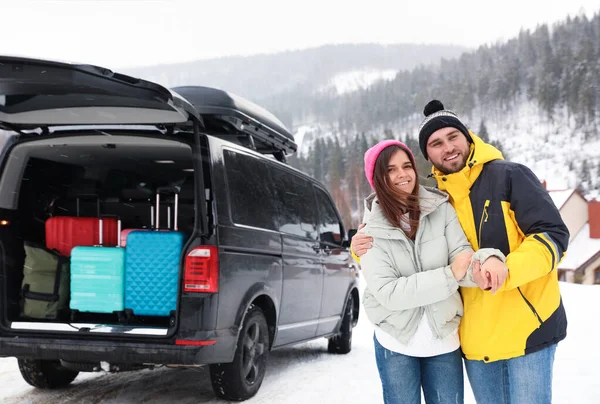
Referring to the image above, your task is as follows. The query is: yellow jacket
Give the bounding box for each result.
[431,133,568,362]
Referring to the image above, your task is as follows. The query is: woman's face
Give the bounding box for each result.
[387,149,416,195]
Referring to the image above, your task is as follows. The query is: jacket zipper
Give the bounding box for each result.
[517,287,543,325]
[477,200,490,248]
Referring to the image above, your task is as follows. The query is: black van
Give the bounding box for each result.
[0,56,359,401]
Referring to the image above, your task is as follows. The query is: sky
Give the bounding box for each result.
[1,0,599,69]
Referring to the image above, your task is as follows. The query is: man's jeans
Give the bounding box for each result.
[374,335,464,404]
[464,344,557,404]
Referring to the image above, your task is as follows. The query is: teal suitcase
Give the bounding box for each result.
[70,218,125,313]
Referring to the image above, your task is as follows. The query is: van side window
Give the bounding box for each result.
[314,187,344,245]
[270,168,318,240]
[223,150,277,231]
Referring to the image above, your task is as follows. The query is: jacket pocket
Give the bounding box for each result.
[517,287,543,325]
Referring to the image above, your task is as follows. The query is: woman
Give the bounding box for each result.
[359,139,504,404]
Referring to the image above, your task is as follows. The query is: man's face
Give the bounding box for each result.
[426,127,471,175]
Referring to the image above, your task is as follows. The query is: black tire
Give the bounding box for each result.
[209,306,270,401]
[18,359,79,389]
[328,294,353,354]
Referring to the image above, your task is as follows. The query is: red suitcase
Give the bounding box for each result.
[45,196,118,256]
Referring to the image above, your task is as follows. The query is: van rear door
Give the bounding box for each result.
[0,55,199,127]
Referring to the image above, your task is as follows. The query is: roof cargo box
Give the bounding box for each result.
[172,86,297,157]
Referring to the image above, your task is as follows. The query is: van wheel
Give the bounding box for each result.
[328,294,353,354]
[18,359,79,389]
[209,306,270,401]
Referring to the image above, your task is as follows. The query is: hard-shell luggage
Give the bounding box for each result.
[20,242,70,320]
[45,196,118,256]
[125,187,183,316]
[70,218,125,314]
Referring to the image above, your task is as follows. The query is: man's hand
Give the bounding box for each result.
[451,250,473,281]
[481,256,508,294]
[472,257,508,294]
[351,224,373,257]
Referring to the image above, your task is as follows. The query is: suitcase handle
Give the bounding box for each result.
[155,186,180,231]
[98,216,121,247]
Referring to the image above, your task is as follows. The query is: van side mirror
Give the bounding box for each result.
[321,231,341,245]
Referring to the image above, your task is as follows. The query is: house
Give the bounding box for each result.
[548,189,588,242]
[547,187,600,285]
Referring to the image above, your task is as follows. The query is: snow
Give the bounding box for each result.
[293,124,319,156]
[1,280,598,403]
[548,189,575,210]
[558,224,600,270]
[587,190,600,201]
[320,69,398,95]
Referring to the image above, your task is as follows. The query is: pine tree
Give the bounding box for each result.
[478,120,490,142]
[578,159,591,191]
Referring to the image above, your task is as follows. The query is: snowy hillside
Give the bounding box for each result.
[122,43,467,103]
[319,69,398,95]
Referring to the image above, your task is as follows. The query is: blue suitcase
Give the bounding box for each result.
[125,187,183,316]
[70,218,125,313]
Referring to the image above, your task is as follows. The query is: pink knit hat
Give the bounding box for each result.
[364,140,416,190]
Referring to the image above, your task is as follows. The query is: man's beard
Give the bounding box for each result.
[433,154,467,175]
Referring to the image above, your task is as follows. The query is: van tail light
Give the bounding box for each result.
[184,246,219,293]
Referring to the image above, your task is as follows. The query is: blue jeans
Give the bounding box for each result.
[374,335,464,404]
[464,344,557,404]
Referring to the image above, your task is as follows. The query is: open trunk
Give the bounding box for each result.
[0,132,196,337]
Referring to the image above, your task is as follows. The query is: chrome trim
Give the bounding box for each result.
[10,322,169,336]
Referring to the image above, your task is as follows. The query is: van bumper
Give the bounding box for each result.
[0,335,236,365]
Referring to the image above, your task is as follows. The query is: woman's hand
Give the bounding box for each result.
[451,250,473,281]
[351,224,374,257]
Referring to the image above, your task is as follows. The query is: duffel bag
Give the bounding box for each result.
[21,242,70,320]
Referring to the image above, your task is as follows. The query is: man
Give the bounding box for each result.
[352,100,569,404]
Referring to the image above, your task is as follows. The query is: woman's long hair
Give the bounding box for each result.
[373,146,421,239]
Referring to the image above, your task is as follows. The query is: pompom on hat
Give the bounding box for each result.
[364,140,416,190]
[418,100,472,159]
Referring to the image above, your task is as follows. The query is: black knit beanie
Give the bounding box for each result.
[418,100,473,159]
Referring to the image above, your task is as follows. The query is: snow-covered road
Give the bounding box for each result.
[1,282,598,403]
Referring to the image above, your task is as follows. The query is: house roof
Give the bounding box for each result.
[548,189,575,210]
[558,224,600,271]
